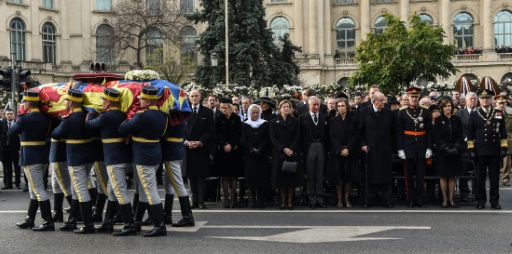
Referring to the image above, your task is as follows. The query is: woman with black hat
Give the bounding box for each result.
[255,97,277,121]
[240,104,271,208]
[214,98,243,208]
[269,100,303,209]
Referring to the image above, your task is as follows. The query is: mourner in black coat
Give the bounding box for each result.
[433,99,465,208]
[184,90,215,209]
[327,99,359,208]
[240,105,270,208]
[270,100,303,210]
[358,92,396,208]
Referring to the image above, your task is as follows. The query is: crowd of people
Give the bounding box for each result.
[1,84,511,237]
[454,47,483,55]
[496,46,512,54]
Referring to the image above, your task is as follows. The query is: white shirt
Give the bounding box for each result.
[310,112,318,125]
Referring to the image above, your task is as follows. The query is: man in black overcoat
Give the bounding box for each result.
[358,92,396,208]
[296,88,328,115]
[184,90,215,209]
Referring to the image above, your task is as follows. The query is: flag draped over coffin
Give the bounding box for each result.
[24,79,191,126]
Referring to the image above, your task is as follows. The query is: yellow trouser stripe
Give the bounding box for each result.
[54,163,69,197]
[166,137,184,142]
[165,161,181,197]
[138,165,153,205]
[69,166,83,202]
[109,165,124,204]
[25,166,41,201]
[21,141,46,146]
[95,162,108,196]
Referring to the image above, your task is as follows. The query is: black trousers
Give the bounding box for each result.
[459,154,472,198]
[404,158,426,204]
[188,176,206,204]
[475,155,500,205]
[368,182,393,205]
[2,146,23,187]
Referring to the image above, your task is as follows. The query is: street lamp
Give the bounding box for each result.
[333,50,341,86]
[211,53,218,88]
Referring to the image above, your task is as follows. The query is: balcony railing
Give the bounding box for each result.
[498,53,512,61]
[452,54,482,62]
[335,57,355,65]
[0,59,52,71]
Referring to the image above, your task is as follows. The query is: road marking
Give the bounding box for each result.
[206,225,430,243]
[122,221,207,233]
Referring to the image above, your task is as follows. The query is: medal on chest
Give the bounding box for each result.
[407,108,424,128]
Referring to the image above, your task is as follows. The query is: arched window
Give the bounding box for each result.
[336,17,356,58]
[42,22,56,65]
[338,77,350,87]
[96,24,115,64]
[374,15,387,34]
[419,14,434,25]
[180,26,197,62]
[453,12,474,49]
[495,11,512,48]
[270,17,290,40]
[10,18,26,61]
[462,73,478,84]
[146,28,163,64]
[501,72,512,84]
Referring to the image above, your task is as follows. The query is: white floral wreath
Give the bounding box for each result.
[125,69,160,81]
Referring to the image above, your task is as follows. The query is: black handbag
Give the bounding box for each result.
[281,157,297,174]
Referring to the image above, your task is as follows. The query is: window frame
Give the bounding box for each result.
[96,24,115,65]
[96,0,112,11]
[453,12,474,49]
[10,18,26,61]
[270,16,290,41]
[42,22,57,65]
[335,17,356,58]
[494,10,512,48]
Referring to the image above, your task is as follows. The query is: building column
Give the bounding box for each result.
[323,0,331,57]
[400,0,410,27]
[360,0,370,41]
[308,0,317,55]
[293,0,304,50]
[441,0,451,45]
[317,0,324,64]
[482,0,493,52]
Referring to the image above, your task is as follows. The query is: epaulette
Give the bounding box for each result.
[420,105,429,110]
[399,106,408,111]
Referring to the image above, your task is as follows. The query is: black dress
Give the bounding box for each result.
[269,115,304,189]
[240,122,270,188]
[433,114,465,177]
[213,113,243,177]
[327,114,359,183]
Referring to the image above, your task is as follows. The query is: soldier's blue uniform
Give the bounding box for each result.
[11,90,53,231]
[49,119,72,223]
[51,88,96,234]
[467,90,507,209]
[118,85,168,237]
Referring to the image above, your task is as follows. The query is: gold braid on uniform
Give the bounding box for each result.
[405,108,424,125]
[399,106,408,111]
[476,108,495,125]
[467,140,474,149]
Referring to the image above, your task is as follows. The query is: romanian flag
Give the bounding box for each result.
[22,79,191,126]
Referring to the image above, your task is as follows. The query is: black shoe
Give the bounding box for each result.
[172,196,195,227]
[32,221,55,232]
[198,203,206,209]
[143,204,167,237]
[407,203,414,208]
[113,223,138,236]
[317,203,327,209]
[74,225,96,234]
[476,203,485,209]
[96,224,114,233]
[491,204,502,209]
[60,223,77,231]
[16,218,35,229]
[416,203,427,208]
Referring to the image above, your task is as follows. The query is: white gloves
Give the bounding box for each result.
[398,150,405,159]
[425,149,432,159]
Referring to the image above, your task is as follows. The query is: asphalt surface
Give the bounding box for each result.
[2,185,512,254]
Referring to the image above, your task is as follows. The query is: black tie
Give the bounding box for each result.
[193,107,197,114]
[313,114,318,124]
[8,122,11,130]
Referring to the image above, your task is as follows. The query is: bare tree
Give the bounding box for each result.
[144,45,197,84]
[108,0,189,68]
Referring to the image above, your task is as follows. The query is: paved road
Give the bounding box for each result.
[1,187,512,254]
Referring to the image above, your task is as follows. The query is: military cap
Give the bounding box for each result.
[22,90,40,102]
[477,89,493,98]
[137,85,159,100]
[101,88,120,102]
[405,87,422,97]
[495,95,508,103]
[66,88,83,103]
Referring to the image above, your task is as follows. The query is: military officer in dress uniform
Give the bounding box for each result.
[51,89,96,234]
[467,90,507,209]
[161,122,195,227]
[11,90,52,231]
[119,85,168,237]
[86,88,137,236]
[495,95,512,186]
[397,87,433,208]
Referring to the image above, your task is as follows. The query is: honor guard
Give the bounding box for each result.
[11,90,52,231]
[119,85,168,237]
[51,88,96,234]
[467,90,507,209]
[49,119,73,224]
[90,126,110,224]
[397,87,433,208]
[161,122,195,227]
[86,88,137,236]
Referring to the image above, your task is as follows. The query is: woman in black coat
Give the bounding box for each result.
[327,99,359,208]
[240,105,270,208]
[214,99,243,208]
[433,99,465,208]
[270,100,303,210]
